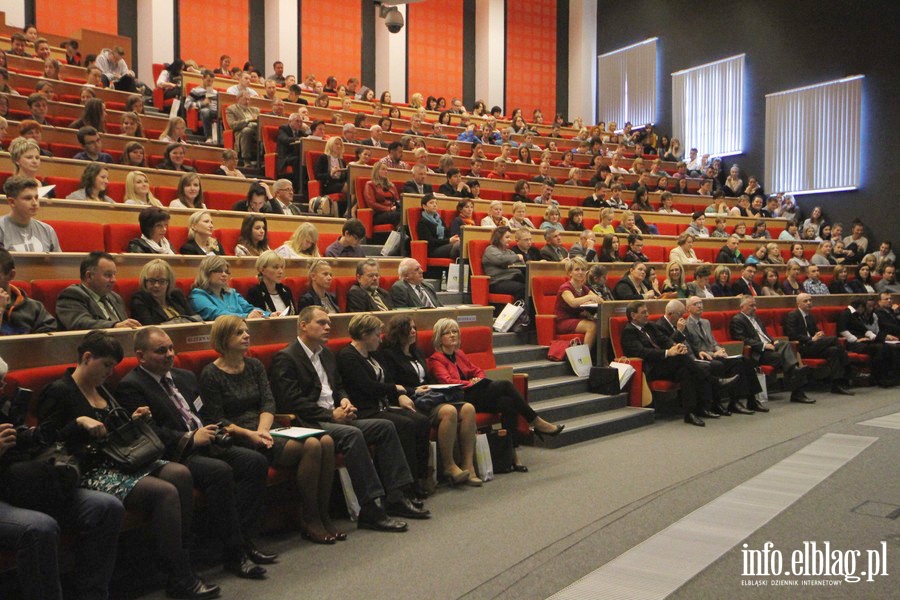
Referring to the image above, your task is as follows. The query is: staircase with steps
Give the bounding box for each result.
[491,331,653,448]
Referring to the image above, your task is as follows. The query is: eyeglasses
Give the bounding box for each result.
[145,278,168,286]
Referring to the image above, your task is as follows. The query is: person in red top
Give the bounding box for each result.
[486,157,512,180]
[554,257,602,348]
[364,162,401,228]
[426,318,563,471]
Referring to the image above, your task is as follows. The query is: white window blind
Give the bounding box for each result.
[672,54,744,157]
[764,76,863,194]
[598,38,657,127]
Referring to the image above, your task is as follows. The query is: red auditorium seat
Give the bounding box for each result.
[43,220,104,252]
[531,275,585,347]
[407,207,453,270]
[103,223,141,253]
[467,239,514,310]
[29,279,80,320]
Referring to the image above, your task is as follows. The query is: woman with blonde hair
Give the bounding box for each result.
[592,208,616,236]
[297,259,339,313]
[555,257,601,348]
[8,136,42,180]
[507,201,535,231]
[661,261,689,297]
[159,116,187,143]
[131,258,199,324]
[766,242,785,265]
[276,222,320,258]
[480,200,509,228]
[200,315,338,543]
[669,233,701,264]
[246,250,294,315]
[123,171,162,206]
[540,205,564,231]
[363,161,401,228]
[189,256,267,320]
[180,210,224,255]
[169,172,205,209]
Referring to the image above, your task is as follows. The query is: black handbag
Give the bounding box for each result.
[486,428,514,474]
[588,366,621,395]
[100,404,165,473]
[0,442,81,520]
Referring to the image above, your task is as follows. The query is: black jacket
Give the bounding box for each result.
[130,289,197,325]
[620,322,672,377]
[275,123,305,174]
[402,180,434,196]
[782,309,821,346]
[269,340,347,424]
[416,215,453,253]
[378,346,429,394]
[732,277,761,297]
[297,288,340,312]
[180,238,225,256]
[314,153,347,195]
[335,345,400,417]
[246,282,294,314]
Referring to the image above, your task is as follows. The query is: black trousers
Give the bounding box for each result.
[465,379,536,435]
[800,337,851,381]
[185,445,268,549]
[490,279,526,303]
[704,356,763,400]
[846,341,899,384]
[357,406,431,480]
[647,354,714,413]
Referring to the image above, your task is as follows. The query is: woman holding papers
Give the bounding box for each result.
[555,257,601,350]
[427,318,564,472]
[381,316,480,487]
[200,315,340,544]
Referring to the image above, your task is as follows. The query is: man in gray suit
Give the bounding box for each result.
[390,258,442,309]
[56,251,141,331]
[683,296,766,414]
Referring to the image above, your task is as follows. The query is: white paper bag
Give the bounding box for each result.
[446,261,470,293]
[609,361,636,388]
[566,343,592,377]
[756,372,768,403]
[380,229,403,256]
[337,467,360,521]
[493,301,525,332]
[168,97,182,120]
[474,433,494,481]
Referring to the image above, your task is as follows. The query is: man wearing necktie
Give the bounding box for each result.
[390,258,443,309]
[621,301,716,427]
[346,259,395,313]
[117,327,277,578]
[732,264,761,296]
[729,296,813,403]
[783,293,854,395]
[56,251,142,331]
[683,296,766,414]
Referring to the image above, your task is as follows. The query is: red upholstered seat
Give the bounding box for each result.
[467,239,514,308]
[103,224,141,253]
[174,349,219,373]
[43,220,104,252]
[531,275,585,346]
[31,279,80,316]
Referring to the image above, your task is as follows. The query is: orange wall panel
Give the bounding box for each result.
[36,0,118,36]
[180,0,249,70]
[505,0,557,120]
[407,0,464,103]
[301,0,362,85]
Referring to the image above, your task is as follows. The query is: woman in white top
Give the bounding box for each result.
[723,165,745,197]
[217,149,244,178]
[657,191,681,214]
[169,173,206,209]
[123,171,163,207]
[507,201,535,231]
[66,163,116,203]
[275,222,320,259]
[668,233,701,264]
[480,201,509,228]
[159,117,187,143]
[786,243,810,267]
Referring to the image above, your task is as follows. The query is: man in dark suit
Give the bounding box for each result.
[269,307,427,531]
[731,263,761,296]
[357,124,385,148]
[623,234,650,262]
[539,229,568,262]
[729,295,812,403]
[783,293,854,395]
[715,235,745,265]
[390,258,442,308]
[116,327,273,579]
[683,296,766,413]
[346,259,394,313]
[620,301,716,426]
[268,179,303,215]
[275,112,307,187]
[56,252,142,331]
[876,291,900,336]
[401,164,434,196]
[836,298,898,386]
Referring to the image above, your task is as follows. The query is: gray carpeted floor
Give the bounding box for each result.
[135,386,900,600]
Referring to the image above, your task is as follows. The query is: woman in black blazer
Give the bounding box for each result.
[296,259,340,313]
[314,137,348,195]
[416,194,459,259]
[131,259,200,325]
[245,251,294,315]
[335,314,435,499]
[379,316,480,486]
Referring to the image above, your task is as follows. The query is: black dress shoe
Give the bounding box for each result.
[718,375,739,386]
[711,403,731,416]
[409,497,425,510]
[698,409,720,419]
[748,400,770,413]
[224,556,267,579]
[831,384,855,396]
[684,412,705,427]
[386,497,431,520]
[790,392,816,404]
[512,464,529,473]
[166,578,221,599]
[729,402,755,415]
[244,542,278,564]
[357,515,408,532]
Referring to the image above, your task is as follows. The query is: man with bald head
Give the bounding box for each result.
[783,293,854,395]
[390,258,442,308]
[359,124,384,148]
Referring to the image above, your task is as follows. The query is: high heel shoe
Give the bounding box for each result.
[442,469,470,486]
[532,424,565,440]
[466,476,483,487]
[300,527,336,545]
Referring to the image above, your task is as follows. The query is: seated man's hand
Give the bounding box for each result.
[115,319,142,329]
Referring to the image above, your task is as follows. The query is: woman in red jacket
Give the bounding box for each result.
[363,161,401,228]
[426,318,563,471]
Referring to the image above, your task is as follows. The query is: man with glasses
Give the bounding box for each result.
[346,259,394,313]
[269,179,302,215]
[72,126,114,163]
